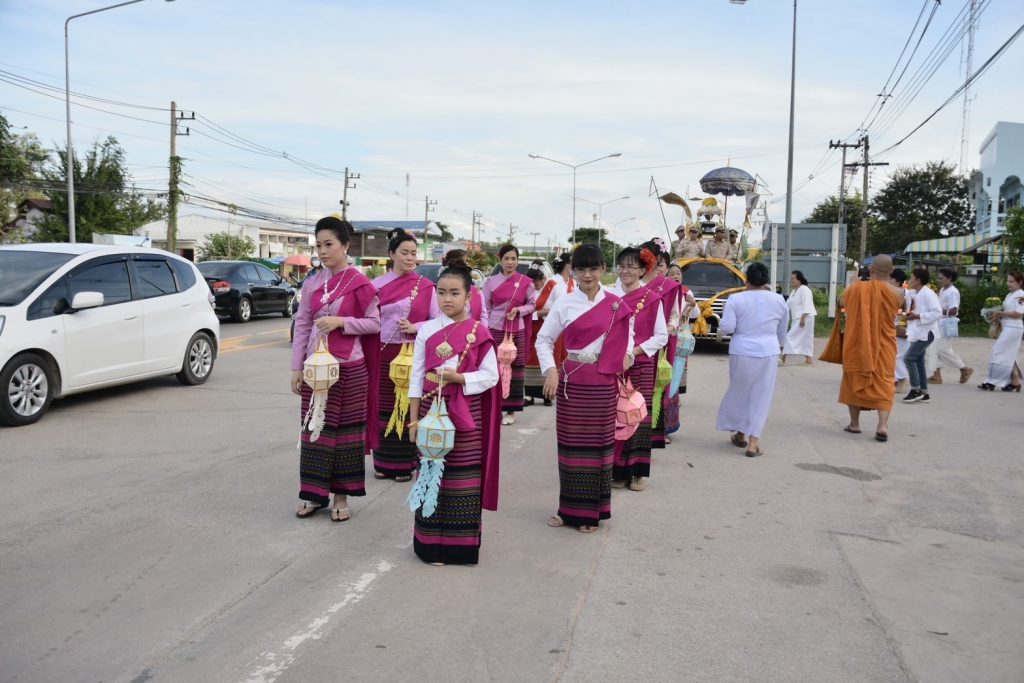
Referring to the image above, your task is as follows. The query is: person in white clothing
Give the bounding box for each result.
[715,262,789,457]
[780,270,816,365]
[926,267,973,384]
[890,269,912,392]
[979,271,1024,392]
[902,268,942,403]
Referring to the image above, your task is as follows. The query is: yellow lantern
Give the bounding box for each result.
[302,336,340,442]
[385,342,415,438]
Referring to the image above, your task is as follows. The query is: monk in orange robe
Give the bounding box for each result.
[838,255,903,441]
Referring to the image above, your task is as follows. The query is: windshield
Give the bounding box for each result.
[197,262,237,279]
[0,251,76,306]
[681,262,744,293]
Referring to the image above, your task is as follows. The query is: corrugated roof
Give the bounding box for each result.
[903,235,975,254]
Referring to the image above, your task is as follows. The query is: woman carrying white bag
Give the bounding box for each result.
[927,267,973,385]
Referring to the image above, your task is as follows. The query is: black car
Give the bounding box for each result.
[197,260,295,322]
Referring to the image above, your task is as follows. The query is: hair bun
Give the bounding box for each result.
[386,228,405,241]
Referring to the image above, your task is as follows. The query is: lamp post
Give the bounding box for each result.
[527,152,622,245]
[577,195,629,249]
[65,0,175,243]
[731,0,796,294]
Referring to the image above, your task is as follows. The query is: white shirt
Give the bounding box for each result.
[606,280,668,357]
[939,285,960,316]
[536,287,635,376]
[1001,290,1024,329]
[408,314,500,399]
[548,275,574,305]
[907,286,942,342]
[787,284,816,319]
[718,289,788,357]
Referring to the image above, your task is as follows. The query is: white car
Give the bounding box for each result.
[0,244,220,427]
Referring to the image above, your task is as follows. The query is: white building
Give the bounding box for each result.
[135,213,314,262]
[969,121,1024,239]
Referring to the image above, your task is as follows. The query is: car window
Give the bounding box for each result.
[68,260,132,306]
[27,277,70,320]
[168,258,197,290]
[0,251,75,306]
[196,262,236,279]
[134,259,177,298]
[256,265,279,283]
[241,264,262,283]
[680,262,744,290]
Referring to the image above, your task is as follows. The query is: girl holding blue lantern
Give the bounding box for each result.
[407,264,502,565]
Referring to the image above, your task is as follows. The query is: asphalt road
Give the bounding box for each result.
[1,322,1021,683]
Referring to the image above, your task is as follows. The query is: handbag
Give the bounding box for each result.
[497,333,517,399]
[818,314,844,364]
[615,376,647,441]
[940,316,959,338]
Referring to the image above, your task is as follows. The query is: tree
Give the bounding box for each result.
[35,135,165,242]
[867,161,972,254]
[434,221,455,242]
[1002,207,1024,272]
[197,232,256,261]
[0,114,49,232]
[573,227,620,268]
[804,191,869,254]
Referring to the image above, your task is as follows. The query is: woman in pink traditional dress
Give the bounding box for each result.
[443,249,487,322]
[537,245,633,533]
[643,245,687,448]
[290,217,381,522]
[408,264,501,565]
[371,229,440,481]
[524,267,557,406]
[482,244,537,425]
[663,263,697,437]
[608,246,668,491]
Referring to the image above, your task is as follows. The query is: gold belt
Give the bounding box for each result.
[425,371,440,384]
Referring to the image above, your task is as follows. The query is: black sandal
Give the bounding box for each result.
[295,502,324,518]
[874,432,888,442]
[730,433,748,448]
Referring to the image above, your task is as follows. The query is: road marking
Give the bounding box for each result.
[223,327,290,342]
[220,329,290,353]
[220,339,289,355]
[241,559,394,683]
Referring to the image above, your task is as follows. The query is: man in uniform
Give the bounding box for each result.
[727,229,742,263]
[674,225,706,259]
[705,226,731,259]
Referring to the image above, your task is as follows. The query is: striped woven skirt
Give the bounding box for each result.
[413,393,484,565]
[614,359,655,481]
[373,343,417,478]
[555,362,616,528]
[493,327,526,412]
[299,360,368,505]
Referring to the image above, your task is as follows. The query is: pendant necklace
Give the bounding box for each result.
[436,319,468,360]
[322,268,354,304]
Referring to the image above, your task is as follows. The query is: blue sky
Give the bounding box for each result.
[2,0,1022,248]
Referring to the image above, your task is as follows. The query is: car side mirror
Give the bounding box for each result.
[69,291,104,312]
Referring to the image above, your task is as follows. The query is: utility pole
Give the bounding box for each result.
[828,139,863,232]
[471,210,482,247]
[959,0,979,174]
[405,172,410,219]
[843,136,887,263]
[507,223,517,245]
[529,231,541,257]
[168,101,193,255]
[423,196,436,261]
[341,167,360,219]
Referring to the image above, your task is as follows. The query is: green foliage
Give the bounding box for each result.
[0,114,50,229]
[36,136,165,242]
[957,278,1009,336]
[197,232,256,261]
[572,227,620,269]
[867,161,972,254]
[1002,207,1024,272]
[434,221,455,242]
[804,192,870,256]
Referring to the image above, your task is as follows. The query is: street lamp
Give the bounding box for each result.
[577,195,629,248]
[731,0,796,294]
[527,152,622,245]
[65,0,175,243]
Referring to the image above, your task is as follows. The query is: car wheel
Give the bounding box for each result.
[0,353,56,427]
[176,332,216,386]
[283,294,295,318]
[233,296,253,323]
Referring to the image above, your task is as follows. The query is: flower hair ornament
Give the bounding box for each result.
[651,237,668,253]
[639,247,658,273]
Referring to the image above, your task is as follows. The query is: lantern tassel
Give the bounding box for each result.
[302,389,329,442]
[384,388,410,439]
[405,457,445,517]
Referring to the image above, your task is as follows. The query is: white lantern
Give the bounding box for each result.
[302,337,340,442]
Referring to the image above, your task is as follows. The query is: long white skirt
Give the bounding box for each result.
[983,325,1023,387]
[782,316,815,357]
[716,354,778,438]
[895,336,909,382]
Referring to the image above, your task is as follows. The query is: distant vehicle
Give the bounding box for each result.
[415,263,485,287]
[197,260,295,323]
[677,257,746,342]
[0,244,220,427]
